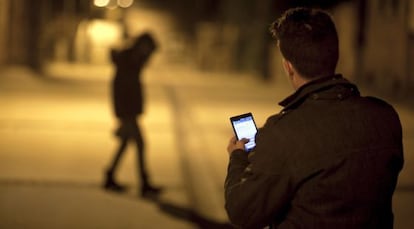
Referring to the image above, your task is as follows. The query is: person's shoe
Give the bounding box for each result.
[103,179,127,193]
[141,184,163,199]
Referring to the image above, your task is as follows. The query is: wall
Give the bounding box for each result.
[362,0,409,93]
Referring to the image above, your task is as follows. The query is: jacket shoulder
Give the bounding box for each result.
[362,96,399,114]
[365,96,392,106]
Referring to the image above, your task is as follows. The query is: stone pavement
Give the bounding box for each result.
[0,63,413,228]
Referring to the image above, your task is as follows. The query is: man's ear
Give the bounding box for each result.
[282,59,294,77]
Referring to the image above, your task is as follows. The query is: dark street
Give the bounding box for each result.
[0,62,413,228]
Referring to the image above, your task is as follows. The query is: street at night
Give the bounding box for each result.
[0,62,413,228]
[1,0,414,228]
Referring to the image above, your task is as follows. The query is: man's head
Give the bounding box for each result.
[270,7,339,80]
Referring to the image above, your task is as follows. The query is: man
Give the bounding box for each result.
[104,32,162,198]
[225,7,403,229]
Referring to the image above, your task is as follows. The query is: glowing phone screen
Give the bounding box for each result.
[230,113,258,152]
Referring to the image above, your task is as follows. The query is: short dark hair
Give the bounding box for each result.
[270,7,339,79]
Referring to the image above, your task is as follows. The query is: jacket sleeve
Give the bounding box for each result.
[224,149,294,229]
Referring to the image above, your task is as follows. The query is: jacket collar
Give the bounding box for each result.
[279,74,358,109]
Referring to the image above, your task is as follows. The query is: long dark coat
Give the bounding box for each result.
[111,34,156,119]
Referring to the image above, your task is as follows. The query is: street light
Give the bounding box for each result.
[93,0,134,8]
[118,0,134,8]
[94,0,110,7]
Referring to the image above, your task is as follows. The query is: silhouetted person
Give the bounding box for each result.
[104,32,162,198]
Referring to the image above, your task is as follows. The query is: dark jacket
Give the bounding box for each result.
[111,33,157,119]
[111,49,143,119]
[225,75,404,229]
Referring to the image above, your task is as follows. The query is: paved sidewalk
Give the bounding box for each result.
[0,65,198,229]
[1,63,413,229]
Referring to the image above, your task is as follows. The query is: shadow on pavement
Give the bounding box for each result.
[0,178,234,228]
[156,200,234,229]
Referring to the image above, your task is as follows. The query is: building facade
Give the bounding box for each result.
[0,0,413,93]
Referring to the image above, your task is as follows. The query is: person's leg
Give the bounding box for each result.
[134,123,148,185]
[104,136,128,192]
[107,138,128,176]
[132,120,162,197]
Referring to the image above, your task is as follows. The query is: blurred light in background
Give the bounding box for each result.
[83,19,122,64]
[94,0,134,9]
[118,0,134,8]
[87,20,121,44]
[94,0,110,7]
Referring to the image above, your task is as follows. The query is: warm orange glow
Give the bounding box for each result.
[94,0,110,7]
[94,0,133,9]
[86,19,121,45]
[118,0,134,8]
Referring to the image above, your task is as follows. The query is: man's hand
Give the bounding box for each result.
[227,136,249,155]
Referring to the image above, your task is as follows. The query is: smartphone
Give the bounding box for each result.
[230,112,258,152]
